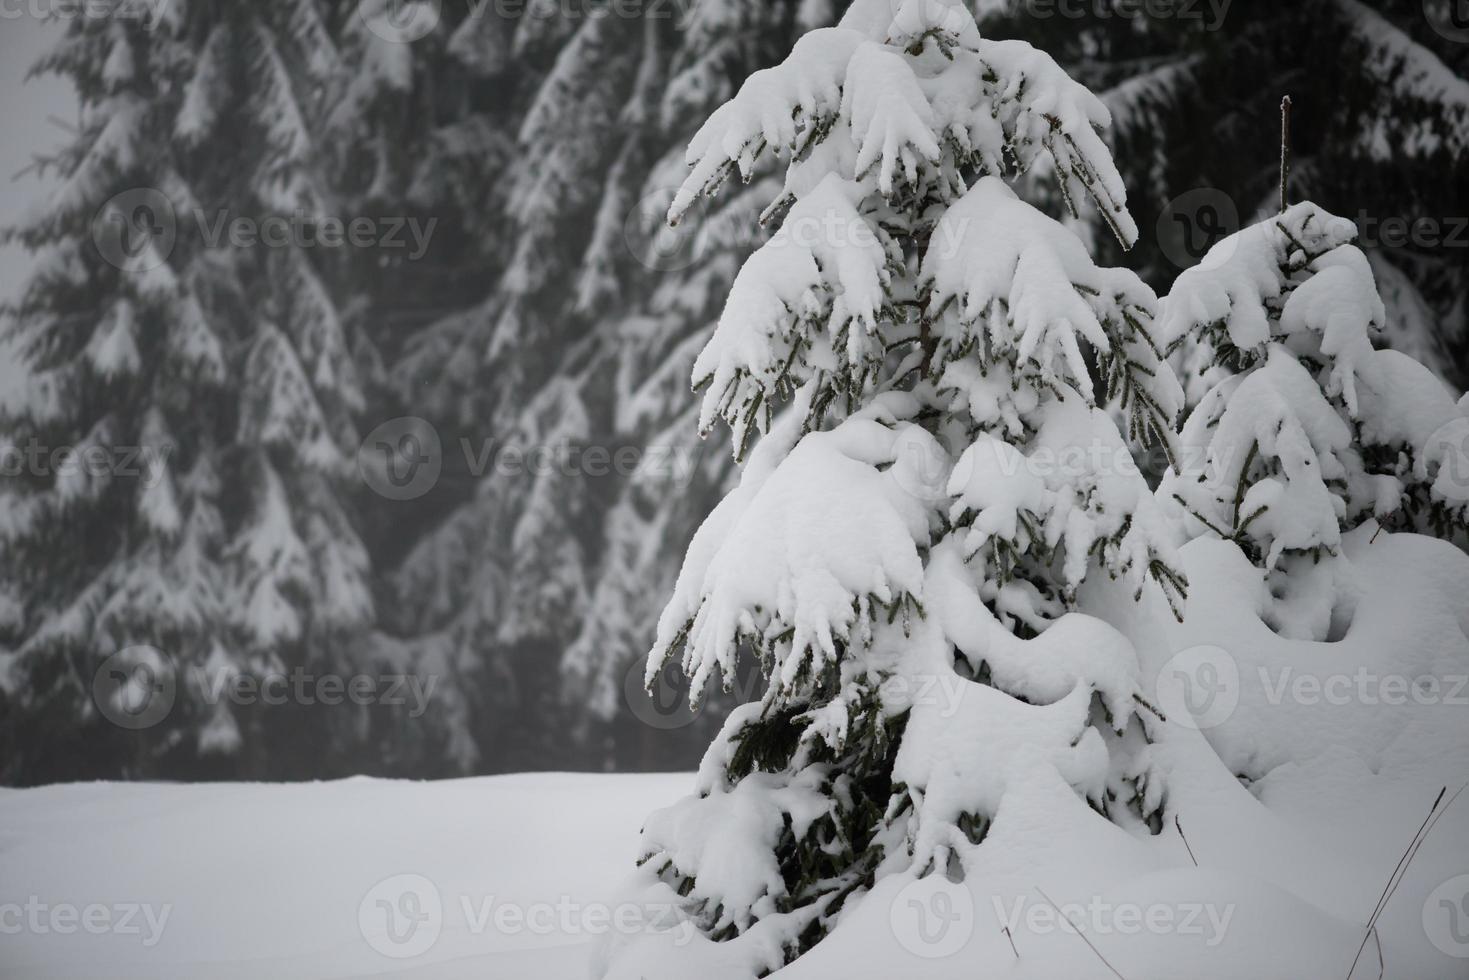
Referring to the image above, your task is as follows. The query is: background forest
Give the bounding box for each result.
[2,0,1466,785]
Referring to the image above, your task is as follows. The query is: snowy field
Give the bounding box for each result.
[0,773,690,979]
[2,754,1467,980]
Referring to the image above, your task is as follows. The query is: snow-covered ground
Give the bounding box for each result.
[4,753,1467,980]
[0,773,690,980]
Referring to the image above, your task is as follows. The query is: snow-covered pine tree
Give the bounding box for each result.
[603,1,1188,971]
[1159,202,1469,640]
[0,2,380,781]
[978,0,1469,390]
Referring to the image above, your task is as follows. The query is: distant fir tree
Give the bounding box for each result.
[365,0,817,770]
[0,1,397,782]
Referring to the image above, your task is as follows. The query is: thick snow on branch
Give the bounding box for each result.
[691,176,891,452]
[1161,202,1358,354]
[1166,349,1352,570]
[670,27,867,222]
[951,398,1182,605]
[670,0,1138,245]
[924,179,1180,448]
[649,395,934,707]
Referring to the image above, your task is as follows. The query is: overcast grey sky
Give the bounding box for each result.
[0,16,74,305]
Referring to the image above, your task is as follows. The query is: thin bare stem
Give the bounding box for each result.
[1035,887,1127,980]
[1175,815,1199,867]
[1345,786,1449,978]
[1279,95,1292,213]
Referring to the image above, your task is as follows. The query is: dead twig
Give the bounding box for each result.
[1035,887,1128,980]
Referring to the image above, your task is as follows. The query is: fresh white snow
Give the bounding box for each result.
[0,773,689,980]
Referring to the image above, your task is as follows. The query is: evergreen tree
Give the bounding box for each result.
[371,0,811,770]
[1160,201,1469,639]
[0,1,385,782]
[603,1,1188,971]
[979,0,1469,389]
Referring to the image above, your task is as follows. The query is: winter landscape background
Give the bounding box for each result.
[3,2,1469,980]
[2,0,1466,788]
